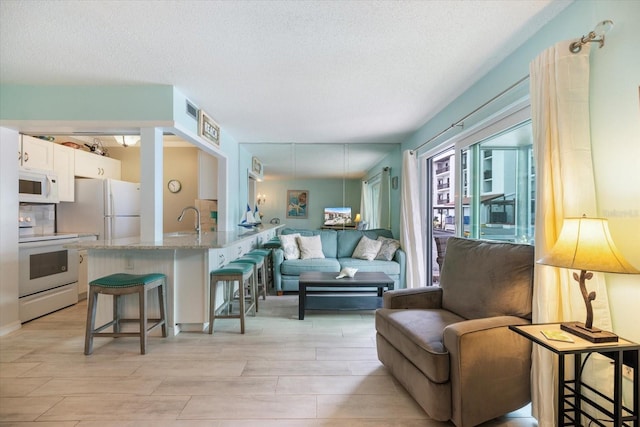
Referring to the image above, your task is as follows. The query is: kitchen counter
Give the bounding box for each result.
[74,224,281,250]
[82,224,283,336]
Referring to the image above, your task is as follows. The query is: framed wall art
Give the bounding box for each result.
[198,110,220,146]
[252,157,263,175]
[286,190,308,218]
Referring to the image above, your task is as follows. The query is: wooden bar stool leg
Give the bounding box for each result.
[225,280,232,314]
[260,262,267,300]
[209,278,217,334]
[251,272,258,316]
[158,279,167,337]
[238,278,245,334]
[84,287,98,355]
[113,294,120,333]
[253,265,259,313]
[139,287,147,355]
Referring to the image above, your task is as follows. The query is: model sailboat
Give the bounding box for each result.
[239,204,260,228]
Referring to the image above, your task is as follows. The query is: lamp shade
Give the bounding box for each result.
[538,216,639,274]
[354,213,361,222]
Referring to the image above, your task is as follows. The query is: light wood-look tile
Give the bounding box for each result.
[0,396,62,422]
[179,395,316,419]
[37,395,189,421]
[0,295,536,426]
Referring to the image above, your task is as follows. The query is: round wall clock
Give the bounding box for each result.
[167,179,182,193]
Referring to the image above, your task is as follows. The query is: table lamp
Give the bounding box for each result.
[354,213,361,226]
[538,215,639,343]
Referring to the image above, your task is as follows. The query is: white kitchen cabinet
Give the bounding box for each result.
[20,135,54,170]
[74,149,121,179]
[198,150,218,200]
[77,235,97,300]
[53,143,75,201]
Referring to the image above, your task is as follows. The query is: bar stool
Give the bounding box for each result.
[84,273,167,355]
[209,262,256,334]
[233,254,267,309]
[261,238,282,292]
[263,237,281,250]
[249,248,272,296]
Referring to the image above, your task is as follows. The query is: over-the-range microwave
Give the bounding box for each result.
[19,168,59,203]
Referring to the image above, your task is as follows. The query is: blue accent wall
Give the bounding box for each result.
[0,84,174,120]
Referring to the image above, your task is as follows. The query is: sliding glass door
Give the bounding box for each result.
[422,102,535,285]
[458,121,534,244]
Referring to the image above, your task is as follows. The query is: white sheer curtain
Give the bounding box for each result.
[400,150,425,288]
[530,40,613,426]
[360,180,371,229]
[378,167,391,229]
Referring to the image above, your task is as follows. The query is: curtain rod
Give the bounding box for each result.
[569,19,613,53]
[363,166,390,183]
[411,74,530,154]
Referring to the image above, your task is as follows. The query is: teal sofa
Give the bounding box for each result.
[272,228,406,293]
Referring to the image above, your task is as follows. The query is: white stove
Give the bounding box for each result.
[19,233,79,244]
[18,233,79,323]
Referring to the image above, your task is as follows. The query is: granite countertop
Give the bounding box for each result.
[74,224,282,250]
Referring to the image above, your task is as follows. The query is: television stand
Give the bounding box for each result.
[321,224,356,230]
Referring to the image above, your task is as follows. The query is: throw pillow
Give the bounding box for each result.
[297,235,325,259]
[280,233,301,260]
[352,235,383,261]
[376,236,401,261]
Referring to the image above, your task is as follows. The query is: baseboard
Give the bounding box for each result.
[0,320,22,337]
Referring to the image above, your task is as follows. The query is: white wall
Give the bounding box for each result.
[587,1,640,342]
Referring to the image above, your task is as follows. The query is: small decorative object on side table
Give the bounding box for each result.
[510,323,639,426]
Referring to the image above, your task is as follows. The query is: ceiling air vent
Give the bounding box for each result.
[186,100,198,120]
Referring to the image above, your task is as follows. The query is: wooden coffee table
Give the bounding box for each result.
[298,271,394,320]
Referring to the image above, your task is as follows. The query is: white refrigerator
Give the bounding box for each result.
[58,179,141,240]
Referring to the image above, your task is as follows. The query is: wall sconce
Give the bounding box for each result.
[257,193,267,205]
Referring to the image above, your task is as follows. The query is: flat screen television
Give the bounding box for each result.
[323,207,352,226]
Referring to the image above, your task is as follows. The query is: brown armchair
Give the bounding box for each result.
[375,237,534,426]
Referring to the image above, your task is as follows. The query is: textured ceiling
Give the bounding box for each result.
[0,0,571,178]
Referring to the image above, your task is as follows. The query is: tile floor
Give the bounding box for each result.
[0,295,537,426]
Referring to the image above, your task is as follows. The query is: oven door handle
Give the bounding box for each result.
[19,239,80,249]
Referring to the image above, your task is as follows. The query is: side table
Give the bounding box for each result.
[510,323,639,427]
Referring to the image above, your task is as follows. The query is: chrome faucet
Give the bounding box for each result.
[177,206,201,235]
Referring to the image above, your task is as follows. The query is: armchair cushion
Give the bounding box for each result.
[440,237,534,320]
[376,308,464,383]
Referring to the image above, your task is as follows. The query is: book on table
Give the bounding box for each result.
[541,329,574,343]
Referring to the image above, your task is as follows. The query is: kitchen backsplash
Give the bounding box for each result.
[195,199,218,232]
[19,203,55,235]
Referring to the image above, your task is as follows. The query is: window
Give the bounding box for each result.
[426,148,456,285]
[368,176,381,229]
[459,121,534,243]
[422,101,534,285]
